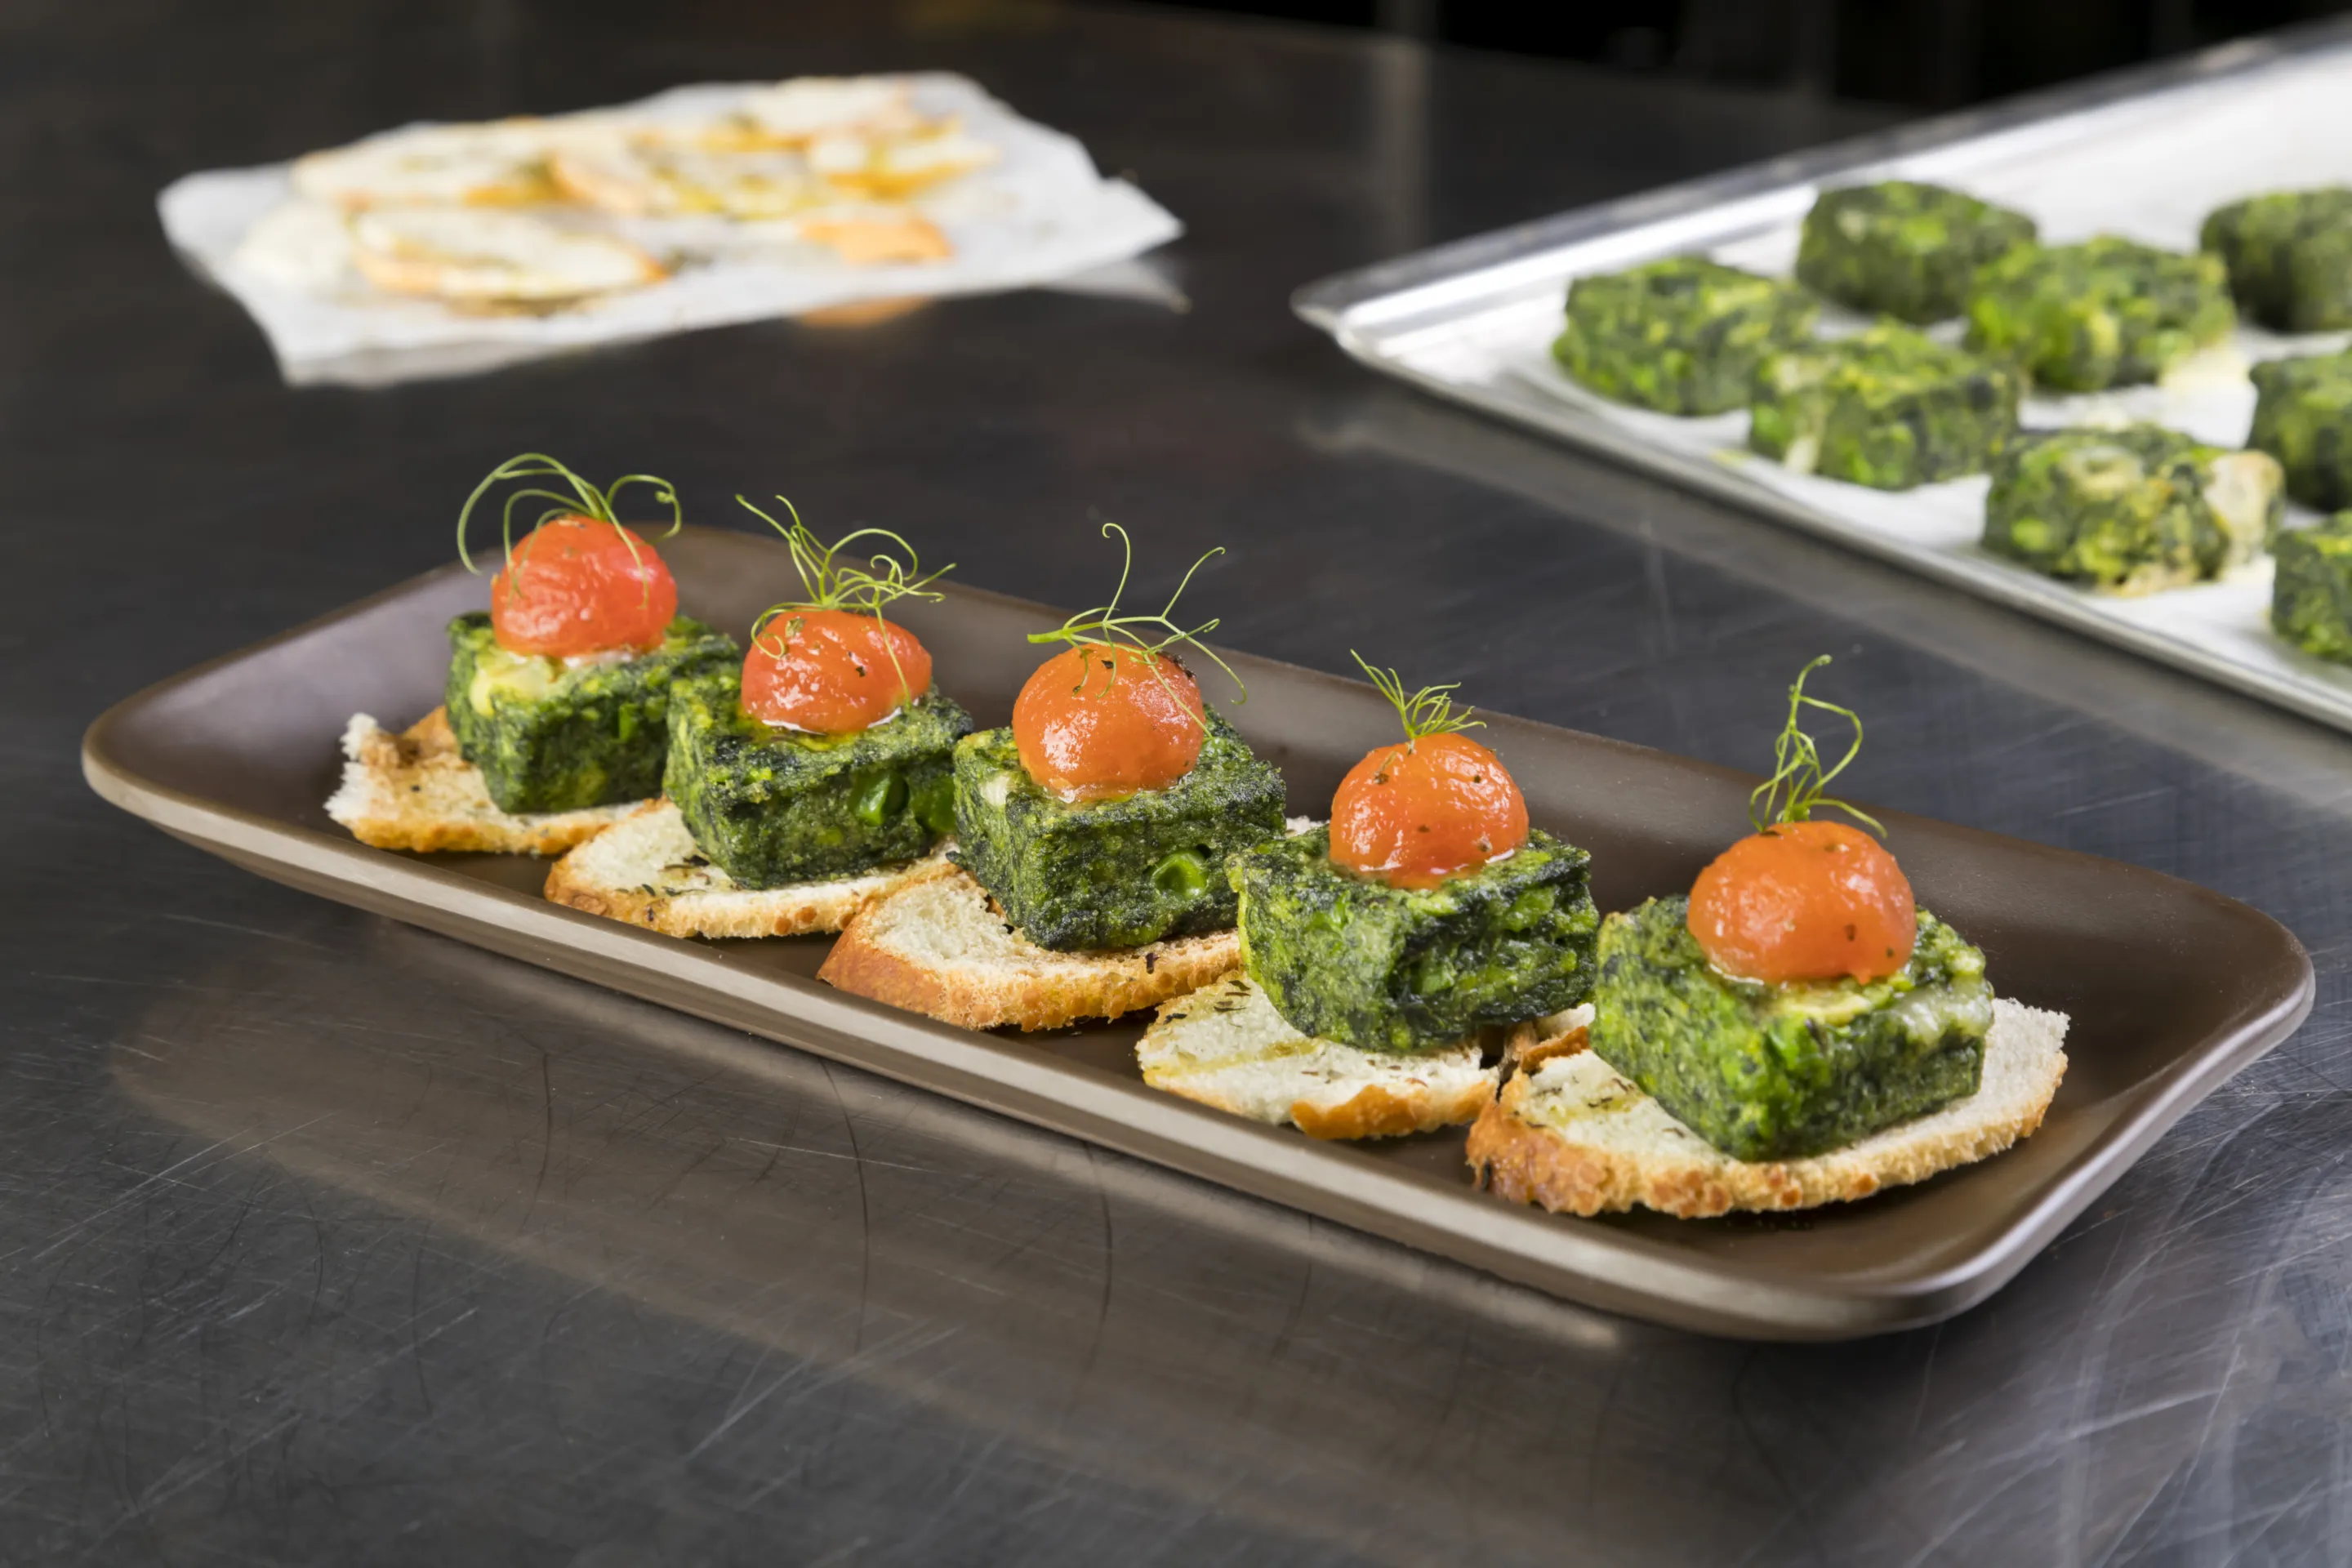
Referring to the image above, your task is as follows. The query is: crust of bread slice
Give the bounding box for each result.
[817,864,1238,1031]
[543,799,942,938]
[1467,998,2069,1218]
[325,710,636,856]
[1138,973,1568,1140]
[1501,1005,1593,1075]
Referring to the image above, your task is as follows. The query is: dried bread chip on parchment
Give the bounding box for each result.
[348,207,665,305]
[681,76,933,150]
[549,141,826,220]
[290,118,581,209]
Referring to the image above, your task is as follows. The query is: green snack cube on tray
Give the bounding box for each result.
[2200,187,2352,332]
[2271,513,2352,662]
[1748,321,2020,489]
[2249,349,2352,510]
[1795,180,2038,324]
[444,612,736,814]
[666,665,973,889]
[1553,256,1819,415]
[1982,425,2283,594]
[1962,237,2234,391]
[1587,897,1993,1162]
[951,714,1288,951]
[1231,826,1600,1054]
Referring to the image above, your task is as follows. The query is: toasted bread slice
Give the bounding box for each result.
[349,207,664,305]
[325,710,635,856]
[1138,974,1591,1140]
[1502,1005,1594,1074]
[290,119,566,209]
[817,863,1238,1031]
[1468,999,2069,1218]
[548,142,822,220]
[544,799,944,938]
[807,127,997,200]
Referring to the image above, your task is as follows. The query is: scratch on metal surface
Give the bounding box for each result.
[522,1049,555,1227]
[2087,1345,2247,1567]
[817,1062,872,1358]
[1909,1320,1945,1441]
[729,1137,931,1174]
[2,1116,336,1267]
[1067,1144,1116,1414]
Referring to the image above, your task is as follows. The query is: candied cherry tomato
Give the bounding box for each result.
[741,608,933,735]
[489,514,677,658]
[1329,733,1529,889]
[1687,818,1917,984]
[1013,644,1205,801]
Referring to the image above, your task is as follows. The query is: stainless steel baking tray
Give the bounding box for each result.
[1295,22,2352,737]
[82,528,2311,1339]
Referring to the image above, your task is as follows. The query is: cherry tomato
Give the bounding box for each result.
[741,608,933,735]
[1013,644,1205,801]
[1329,733,1528,889]
[1687,819,1917,984]
[489,514,677,657]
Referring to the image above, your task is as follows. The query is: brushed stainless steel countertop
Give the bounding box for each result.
[15,2,2345,1562]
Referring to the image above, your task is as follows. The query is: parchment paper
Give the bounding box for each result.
[158,75,1183,387]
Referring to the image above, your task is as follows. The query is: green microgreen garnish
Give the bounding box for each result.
[1026,522,1244,720]
[456,452,682,604]
[1351,651,1483,752]
[1750,655,1882,835]
[740,494,951,698]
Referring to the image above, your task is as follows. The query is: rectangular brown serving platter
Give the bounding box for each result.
[83,527,2313,1340]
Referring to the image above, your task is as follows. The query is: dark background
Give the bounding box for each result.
[1146,0,2352,106]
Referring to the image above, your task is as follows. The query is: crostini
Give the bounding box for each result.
[822,524,1288,1028]
[1143,656,1599,1139]
[327,453,733,853]
[1469,657,2069,1216]
[547,499,968,938]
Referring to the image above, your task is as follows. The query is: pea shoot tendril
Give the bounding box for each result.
[1750,655,1883,835]
[1026,522,1244,721]
[739,493,951,642]
[456,452,682,607]
[1351,652,1483,753]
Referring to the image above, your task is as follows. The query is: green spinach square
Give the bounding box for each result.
[1962,237,2233,391]
[1749,322,2020,489]
[1588,898,1991,1162]
[1982,425,2281,593]
[1795,180,2037,324]
[2272,514,2352,663]
[444,612,736,816]
[2200,187,2352,332]
[666,666,971,889]
[2250,349,2352,510]
[951,715,1287,952]
[1232,826,1598,1054]
[1553,256,1819,415]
